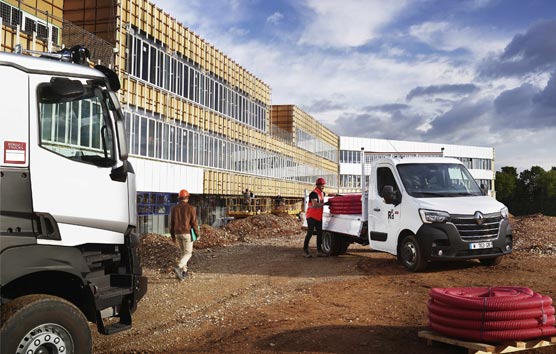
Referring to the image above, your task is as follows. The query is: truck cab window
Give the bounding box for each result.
[38,83,116,167]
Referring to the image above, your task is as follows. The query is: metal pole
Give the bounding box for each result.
[361,147,368,222]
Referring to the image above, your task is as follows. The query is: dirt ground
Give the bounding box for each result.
[93,214,556,354]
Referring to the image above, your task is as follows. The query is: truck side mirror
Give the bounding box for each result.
[480,183,488,196]
[382,185,400,205]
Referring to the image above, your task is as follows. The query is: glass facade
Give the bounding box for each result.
[126,30,267,133]
[296,128,337,162]
[124,109,337,185]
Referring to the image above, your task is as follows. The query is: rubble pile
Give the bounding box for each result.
[138,233,181,272]
[224,214,302,242]
[139,214,303,271]
[194,224,237,249]
[511,214,556,256]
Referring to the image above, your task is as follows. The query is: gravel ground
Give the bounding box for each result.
[93,214,556,354]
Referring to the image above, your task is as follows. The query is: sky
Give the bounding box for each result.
[150,0,556,172]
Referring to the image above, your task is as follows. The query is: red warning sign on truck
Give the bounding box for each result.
[4,141,27,164]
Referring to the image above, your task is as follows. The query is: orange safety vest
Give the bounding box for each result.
[306,187,325,221]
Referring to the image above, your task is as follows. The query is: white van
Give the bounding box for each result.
[319,155,512,272]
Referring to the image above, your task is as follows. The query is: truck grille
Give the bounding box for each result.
[450,212,502,242]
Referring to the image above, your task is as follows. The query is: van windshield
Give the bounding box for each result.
[397,163,483,198]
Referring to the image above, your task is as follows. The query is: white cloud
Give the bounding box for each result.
[409,21,509,57]
[492,129,556,171]
[298,0,410,48]
[266,12,284,25]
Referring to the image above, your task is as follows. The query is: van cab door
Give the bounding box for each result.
[369,165,402,254]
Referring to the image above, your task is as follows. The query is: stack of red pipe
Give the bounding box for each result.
[328,194,362,215]
[428,287,556,342]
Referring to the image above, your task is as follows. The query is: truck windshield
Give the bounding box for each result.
[397,163,483,198]
[38,84,116,167]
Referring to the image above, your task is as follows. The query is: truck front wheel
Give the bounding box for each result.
[399,235,428,272]
[0,294,92,354]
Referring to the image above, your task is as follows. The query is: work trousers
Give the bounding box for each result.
[304,217,323,252]
[176,233,193,271]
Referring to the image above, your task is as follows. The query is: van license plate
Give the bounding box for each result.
[469,241,493,250]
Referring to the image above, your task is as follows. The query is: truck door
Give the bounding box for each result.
[369,165,402,254]
[28,76,130,246]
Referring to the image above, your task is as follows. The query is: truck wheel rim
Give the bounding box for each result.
[17,323,74,354]
[402,242,417,266]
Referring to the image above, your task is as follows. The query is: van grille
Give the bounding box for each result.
[450,212,502,242]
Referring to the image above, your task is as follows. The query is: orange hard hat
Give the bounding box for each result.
[316,177,326,185]
[178,189,190,199]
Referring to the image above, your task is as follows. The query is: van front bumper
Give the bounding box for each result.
[415,219,512,261]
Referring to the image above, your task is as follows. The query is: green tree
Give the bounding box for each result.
[538,168,556,216]
[514,166,546,215]
[495,167,517,210]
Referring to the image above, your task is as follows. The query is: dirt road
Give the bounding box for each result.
[93,229,556,354]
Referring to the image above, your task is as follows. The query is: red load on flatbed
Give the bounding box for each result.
[328,194,362,215]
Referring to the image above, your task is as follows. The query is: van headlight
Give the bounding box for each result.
[500,207,509,219]
[419,209,450,224]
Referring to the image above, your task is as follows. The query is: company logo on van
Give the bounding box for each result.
[474,211,484,225]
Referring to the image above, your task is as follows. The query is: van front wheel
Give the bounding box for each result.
[400,235,427,272]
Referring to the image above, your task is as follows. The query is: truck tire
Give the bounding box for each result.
[400,235,428,272]
[479,256,503,266]
[322,231,342,256]
[0,294,92,354]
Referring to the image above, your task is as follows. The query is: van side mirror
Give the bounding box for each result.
[480,183,488,196]
[382,185,400,205]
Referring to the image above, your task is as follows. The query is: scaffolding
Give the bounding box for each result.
[1,1,113,66]
[224,196,303,218]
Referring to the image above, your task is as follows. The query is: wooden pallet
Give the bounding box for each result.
[418,330,556,354]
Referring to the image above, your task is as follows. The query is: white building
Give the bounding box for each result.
[339,137,495,195]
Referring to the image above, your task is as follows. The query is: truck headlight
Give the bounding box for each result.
[500,207,509,219]
[419,209,450,224]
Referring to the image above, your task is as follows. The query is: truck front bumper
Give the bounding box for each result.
[416,219,512,261]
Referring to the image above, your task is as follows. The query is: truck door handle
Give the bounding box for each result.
[373,208,381,212]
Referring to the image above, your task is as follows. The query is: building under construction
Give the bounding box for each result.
[1,0,496,234]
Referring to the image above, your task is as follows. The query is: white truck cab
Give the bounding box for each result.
[0,47,146,354]
[320,153,512,272]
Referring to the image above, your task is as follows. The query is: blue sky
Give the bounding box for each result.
[151,0,556,171]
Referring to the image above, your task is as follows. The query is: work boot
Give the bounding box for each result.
[303,250,312,258]
[317,250,328,257]
[173,267,184,281]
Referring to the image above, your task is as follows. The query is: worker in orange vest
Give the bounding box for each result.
[304,177,327,258]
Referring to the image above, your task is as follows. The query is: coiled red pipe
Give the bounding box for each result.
[329,194,362,215]
[428,287,556,342]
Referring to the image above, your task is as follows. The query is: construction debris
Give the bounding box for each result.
[139,214,303,272]
[511,214,556,257]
